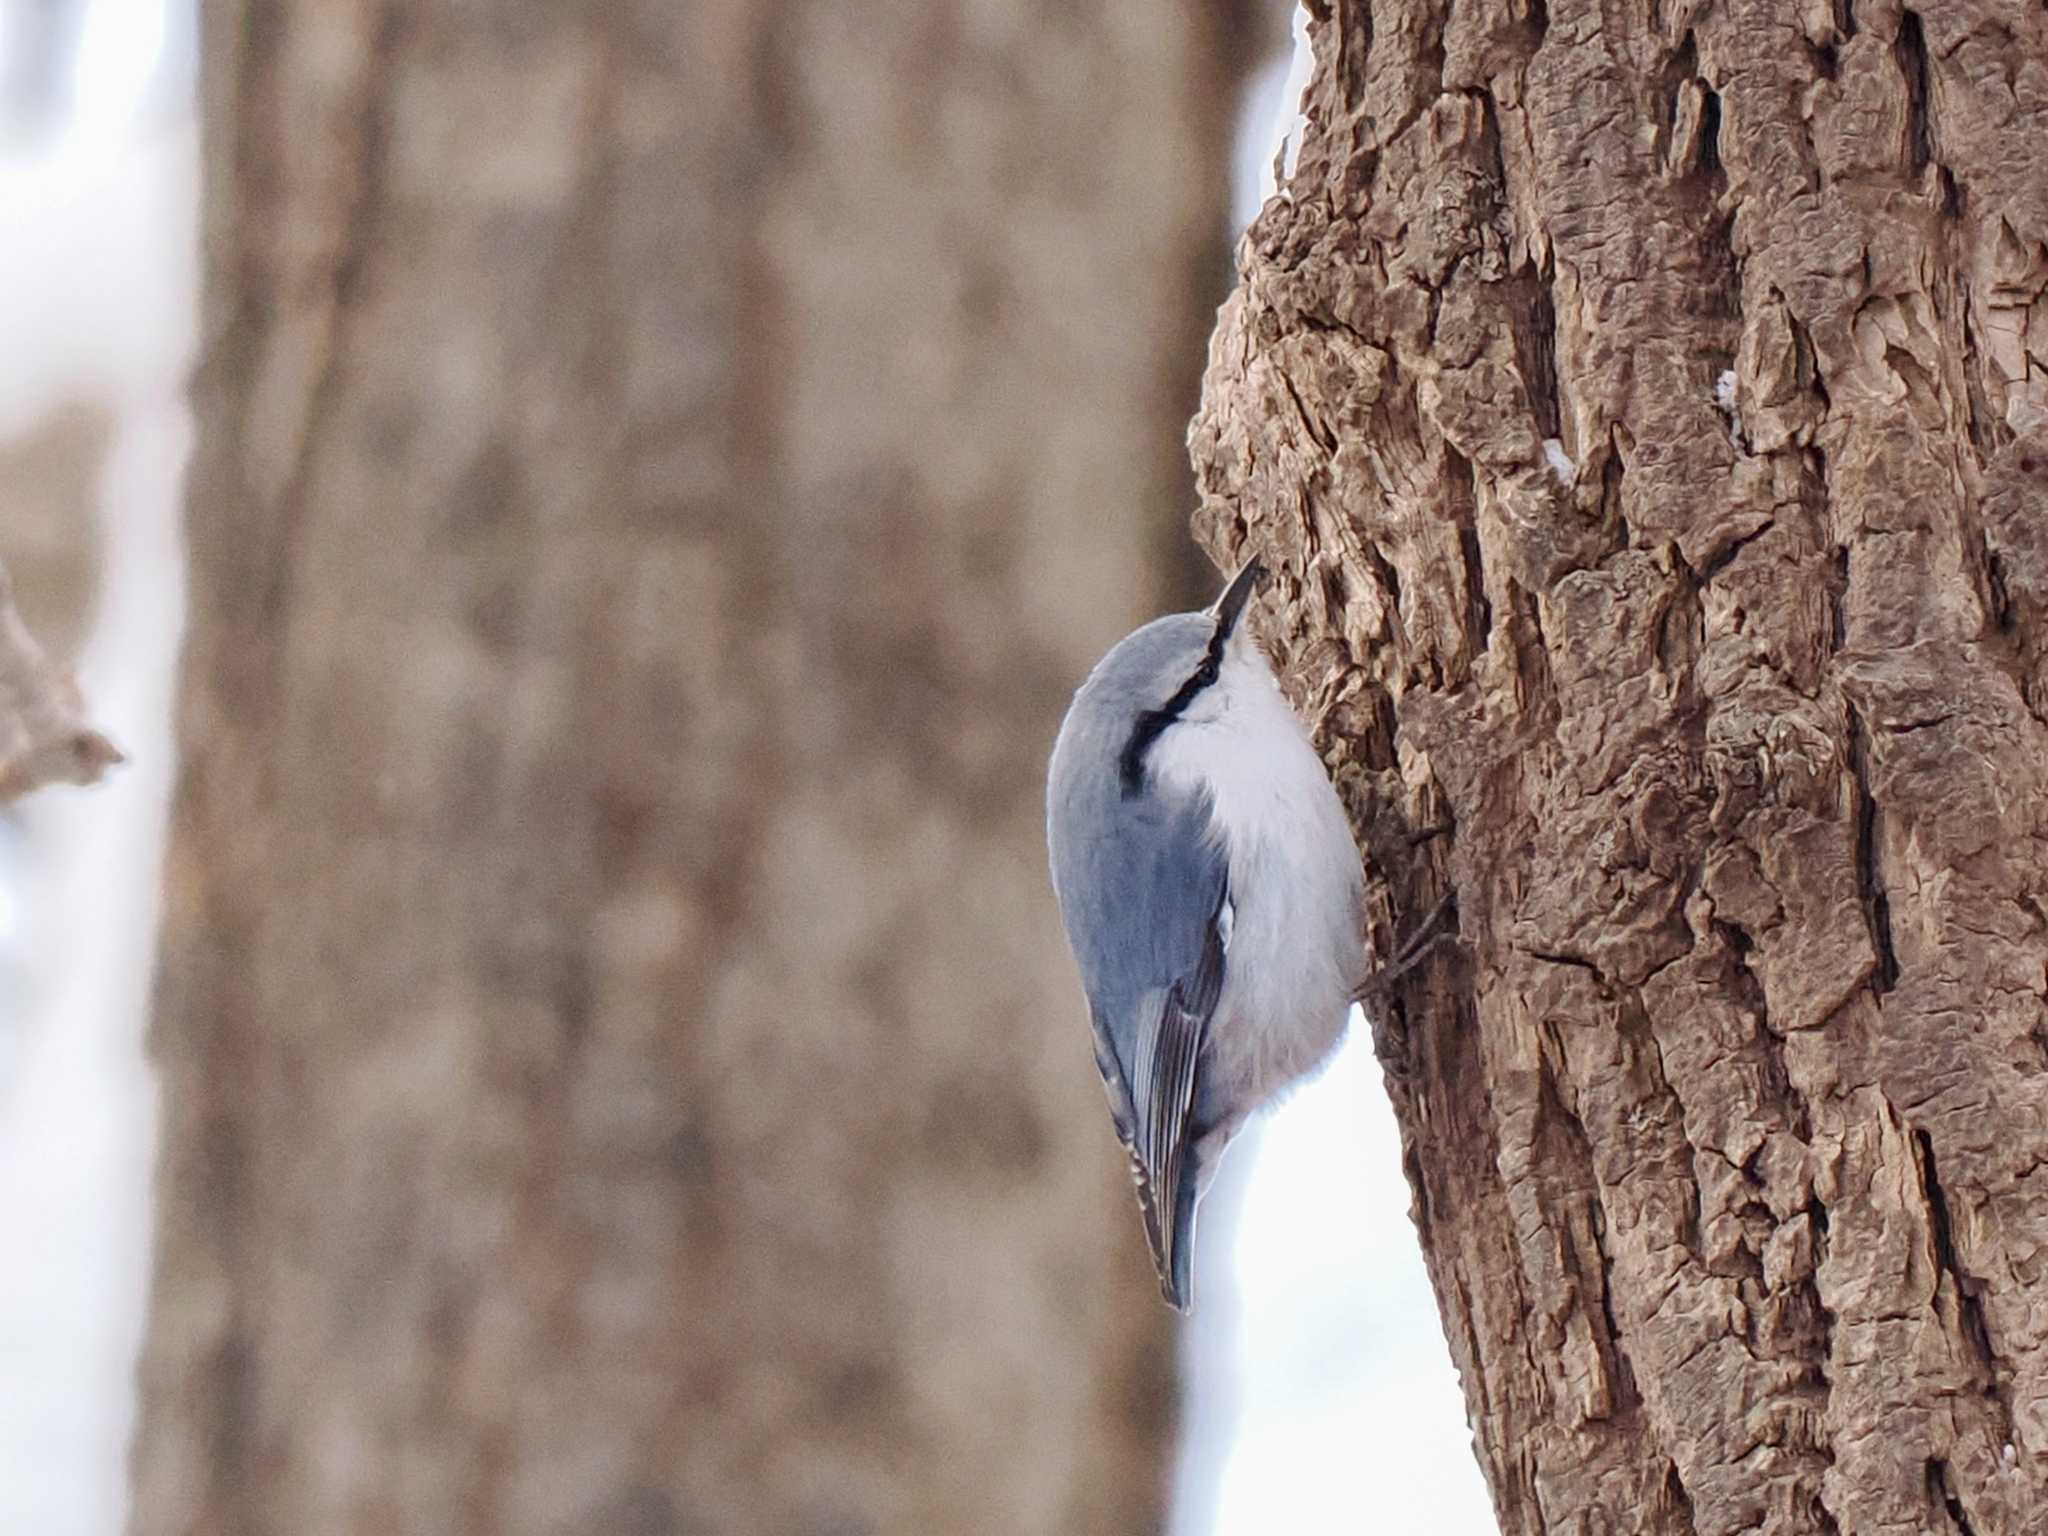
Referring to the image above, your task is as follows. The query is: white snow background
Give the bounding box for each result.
[0,6,1493,1532]
[0,2,196,1533]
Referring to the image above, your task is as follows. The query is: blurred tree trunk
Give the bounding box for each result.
[1195,3,2048,1533]
[132,5,1256,1534]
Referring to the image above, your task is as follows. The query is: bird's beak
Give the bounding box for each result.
[1210,555,1266,637]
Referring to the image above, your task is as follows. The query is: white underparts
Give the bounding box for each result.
[1151,630,1365,1123]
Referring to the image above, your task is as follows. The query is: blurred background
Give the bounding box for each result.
[0,2,1489,1531]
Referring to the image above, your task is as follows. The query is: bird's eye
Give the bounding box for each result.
[1196,658,1220,687]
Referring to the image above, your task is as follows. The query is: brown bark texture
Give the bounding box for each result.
[1193,2,2048,1534]
[133,4,1250,1534]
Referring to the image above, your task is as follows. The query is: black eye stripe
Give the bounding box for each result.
[1116,617,1231,796]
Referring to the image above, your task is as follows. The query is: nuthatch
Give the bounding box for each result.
[1047,558,1380,1310]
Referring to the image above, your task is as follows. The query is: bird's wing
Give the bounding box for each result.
[1123,911,1224,1308]
[1050,777,1229,1308]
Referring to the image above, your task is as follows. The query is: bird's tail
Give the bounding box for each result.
[1126,1142,1200,1312]
[1162,1164,1199,1311]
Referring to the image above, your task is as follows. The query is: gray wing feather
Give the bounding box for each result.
[1137,918,1224,1308]
[1048,743,1228,1308]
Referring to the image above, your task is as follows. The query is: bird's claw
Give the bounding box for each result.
[1353,893,1458,1005]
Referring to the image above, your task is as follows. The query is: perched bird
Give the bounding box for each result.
[1046,557,1371,1310]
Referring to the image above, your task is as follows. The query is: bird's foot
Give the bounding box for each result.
[1352,893,1457,1006]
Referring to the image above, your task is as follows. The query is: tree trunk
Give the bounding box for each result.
[1192,3,2048,1533]
[133,5,1252,1534]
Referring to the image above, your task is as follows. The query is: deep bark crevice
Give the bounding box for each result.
[1827,542,1849,653]
[1534,1048,1643,1422]
[1694,86,1722,186]
[1458,522,1494,656]
[1594,424,1633,548]
[1711,919,1770,1025]
[1664,30,1699,123]
[1661,1459,1698,1531]
[1691,519,1774,585]
[1914,1129,2015,1446]
[1896,10,1933,177]
[1514,262,1563,442]
[1939,164,1964,221]
[1505,575,1557,719]
[1847,705,1900,994]
[1927,1458,1981,1536]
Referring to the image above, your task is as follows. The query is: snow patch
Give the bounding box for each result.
[1271,7,1314,192]
[1714,368,1744,448]
[0,123,198,434]
[0,11,197,1527]
[1239,5,1315,224]
[1184,1025,1497,1536]
[0,397,189,1536]
[1541,437,1575,487]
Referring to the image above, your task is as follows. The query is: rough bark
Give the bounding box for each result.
[133,4,1250,1534]
[1193,3,2048,1534]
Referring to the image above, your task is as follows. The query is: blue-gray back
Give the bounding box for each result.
[1045,615,1229,1118]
